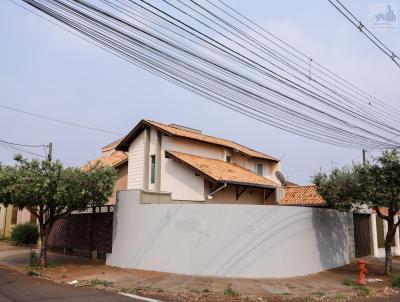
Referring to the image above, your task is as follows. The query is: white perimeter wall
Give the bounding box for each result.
[107,190,352,278]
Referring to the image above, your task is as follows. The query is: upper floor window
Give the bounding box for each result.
[226,155,231,163]
[150,155,156,184]
[256,163,263,176]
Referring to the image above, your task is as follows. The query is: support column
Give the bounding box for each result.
[395,216,400,256]
[370,213,379,257]
[347,213,355,260]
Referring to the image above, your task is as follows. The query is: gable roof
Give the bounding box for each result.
[281,185,325,207]
[116,119,278,162]
[84,151,128,170]
[166,151,280,189]
[101,138,124,153]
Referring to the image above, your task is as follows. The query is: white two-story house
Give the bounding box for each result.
[115,119,283,204]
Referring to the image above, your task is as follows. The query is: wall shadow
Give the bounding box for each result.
[312,208,349,270]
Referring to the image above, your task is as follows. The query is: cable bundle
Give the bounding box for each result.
[20,0,400,149]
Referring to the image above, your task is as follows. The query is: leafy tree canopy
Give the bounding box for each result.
[0,155,117,266]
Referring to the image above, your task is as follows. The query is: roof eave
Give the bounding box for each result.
[220,180,280,189]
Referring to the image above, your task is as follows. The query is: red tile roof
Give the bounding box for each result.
[166,151,280,188]
[281,185,325,207]
[84,151,127,169]
[117,119,279,161]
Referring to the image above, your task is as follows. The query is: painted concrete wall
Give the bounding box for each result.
[170,137,225,160]
[0,205,6,238]
[107,190,352,278]
[163,158,205,201]
[0,205,25,238]
[127,131,146,190]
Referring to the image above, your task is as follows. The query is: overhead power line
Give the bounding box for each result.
[0,104,124,136]
[7,0,400,149]
[328,0,400,68]
[0,139,47,148]
[0,142,47,159]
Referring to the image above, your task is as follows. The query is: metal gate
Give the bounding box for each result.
[353,213,371,258]
[48,206,113,254]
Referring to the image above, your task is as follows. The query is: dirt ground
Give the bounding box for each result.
[1,241,400,302]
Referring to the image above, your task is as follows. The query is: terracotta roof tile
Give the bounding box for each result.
[101,138,124,153]
[147,120,278,161]
[166,151,280,188]
[281,185,325,206]
[84,151,127,169]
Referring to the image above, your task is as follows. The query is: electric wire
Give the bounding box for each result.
[328,0,400,68]
[8,0,400,150]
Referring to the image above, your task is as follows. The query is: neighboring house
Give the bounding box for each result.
[281,185,325,207]
[114,119,283,204]
[86,139,128,204]
[0,205,36,239]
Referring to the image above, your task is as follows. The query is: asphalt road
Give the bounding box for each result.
[2,266,400,302]
[0,267,146,302]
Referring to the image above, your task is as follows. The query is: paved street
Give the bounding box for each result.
[2,265,400,302]
[0,267,146,302]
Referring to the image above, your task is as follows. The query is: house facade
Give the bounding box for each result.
[99,120,354,278]
[0,205,36,239]
[115,120,283,204]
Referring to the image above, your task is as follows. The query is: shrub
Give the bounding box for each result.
[391,273,400,288]
[224,284,239,297]
[10,223,39,245]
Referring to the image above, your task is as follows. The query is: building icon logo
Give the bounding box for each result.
[369,3,398,31]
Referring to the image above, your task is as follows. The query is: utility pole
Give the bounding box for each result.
[362,149,367,164]
[47,142,53,161]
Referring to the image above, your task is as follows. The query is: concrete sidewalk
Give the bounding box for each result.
[0,241,399,301]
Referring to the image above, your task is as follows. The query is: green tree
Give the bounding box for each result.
[313,150,400,275]
[0,155,116,267]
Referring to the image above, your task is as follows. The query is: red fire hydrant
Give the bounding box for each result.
[358,260,367,286]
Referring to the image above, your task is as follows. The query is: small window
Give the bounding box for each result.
[226,156,231,163]
[256,163,263,176]
[150,155,156,184]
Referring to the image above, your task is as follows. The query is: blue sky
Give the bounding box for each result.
[1,0,399,184]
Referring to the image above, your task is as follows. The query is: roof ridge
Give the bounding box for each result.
[146,119,278,161]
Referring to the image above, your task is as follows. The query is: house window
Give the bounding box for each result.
[226,156,231,163]
[150,155,156,184]
[256,163,263,176]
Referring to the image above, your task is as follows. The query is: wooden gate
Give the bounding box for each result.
[353,213,371,258]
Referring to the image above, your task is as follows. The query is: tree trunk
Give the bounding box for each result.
[385,242,393,276]
[39,224,52,268]
[384,220,396,276]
